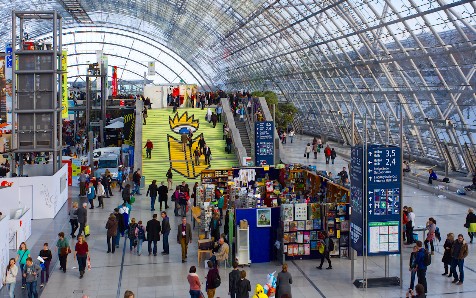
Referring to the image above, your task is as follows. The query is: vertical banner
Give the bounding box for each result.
[5,44,12,125]
[61,50,68,119]
[350,146,364,255]
[147,61,156,76]
[112,66,118,98]
[255,121,275,166]
[0,56,5,120]
[122,109,135,146]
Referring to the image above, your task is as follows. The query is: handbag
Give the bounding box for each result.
[87,256,91,271]
[85,225,90,236]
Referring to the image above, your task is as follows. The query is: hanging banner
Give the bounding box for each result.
[0,56,5,121]
[112,66,118,98]
[147,61,156,76]
[61,50,68,119]
[5,44,12,125]
[122,109,135,146]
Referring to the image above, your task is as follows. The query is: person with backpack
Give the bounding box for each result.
[128,218,139,254]
[135,221,147,256]
[414,241,428,293]
[450,234,469,285]
[442,233,455,276]
[316,231,332,270]
[178,190,189,217]
[424,217,437,255]
[229,261,241,298]
[206,260,220,298]
[324,145,332,164]
[464,208,476,243]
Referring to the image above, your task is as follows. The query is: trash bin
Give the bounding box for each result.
[140,176,146,189]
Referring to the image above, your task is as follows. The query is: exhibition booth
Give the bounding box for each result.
[0,164,69,219]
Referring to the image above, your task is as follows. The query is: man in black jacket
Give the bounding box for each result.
[161,211,171,255]
[132,169,142,195]
[146,180,159,211]
[229,261,241,298]
[158,181,169,210]
[203,145,212,165]
[146,214,161,256]
[114,208,125,248]
[76,203,88,239]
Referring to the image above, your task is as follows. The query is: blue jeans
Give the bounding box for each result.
[26,280,38,298]
[137,239,144,255]
[129,238,137,251]
[409,270,416,289]
[150,196,157,210]
[77,255,87,272]
[7,282,15,298]
[451,259,464,282]
[133,183,141,195]
[190,289,201,298]
[181,205,187,217]
[20,263,26,285]
[114,230,121,247]
[163,232,169,253]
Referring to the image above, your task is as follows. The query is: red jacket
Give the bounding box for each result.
[145,141,153,149]
[324,147,331,156]
[188,273,201,291]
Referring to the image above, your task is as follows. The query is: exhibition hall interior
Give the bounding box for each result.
[0,0,476,297]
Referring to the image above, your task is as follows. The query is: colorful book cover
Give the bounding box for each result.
[289,232,297,243]
[298,244,304,255]
[297,231,304,243]
[297,221,305,231]
[284,245,288,254]
[293,244,299,255]
[328,227,335,237]
[304,244,311,255]
[305,220,313,230]
[281,204,294,221]
[313,219,322,230]
[310,241,318,250]
[327,218,335,228]
[294,203,308,221]
[341,220,349,232]
[287,245,293,256]
[289,221,298,232]
[308,203,321,220]
[283,221,290,232]
[303,231,310,243]
[310,231,318,241]
[337,204,347,216]
[283,233,290,244]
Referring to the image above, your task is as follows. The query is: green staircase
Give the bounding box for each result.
[141,108,238,186]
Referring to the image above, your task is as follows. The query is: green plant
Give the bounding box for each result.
[252,91,297,129]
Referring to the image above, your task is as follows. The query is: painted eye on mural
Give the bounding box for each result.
[173,125,197,134]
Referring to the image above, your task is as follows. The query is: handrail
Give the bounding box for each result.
[221,98,248,166]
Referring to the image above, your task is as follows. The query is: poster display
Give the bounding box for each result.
[255,121,274,166]
[5,44,12,125]
[294,203,307,221]
[111,66,118,98]
[0,56,5,120]
[61,50,68,119]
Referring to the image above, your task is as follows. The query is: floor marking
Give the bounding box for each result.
[291,260,327,298]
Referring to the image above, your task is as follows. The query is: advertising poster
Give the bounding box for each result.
[61,50,68,119]
[122,109,135,146]
[0,56,5,120]
[147,61,156,76]
[5,44,12,124]
[112,66,118,98]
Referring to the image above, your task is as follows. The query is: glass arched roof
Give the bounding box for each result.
[0,0,475,172]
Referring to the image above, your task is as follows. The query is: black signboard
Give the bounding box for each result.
[122,109,135,146]
[255,121,274,166]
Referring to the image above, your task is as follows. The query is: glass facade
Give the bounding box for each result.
[0,0,475,171]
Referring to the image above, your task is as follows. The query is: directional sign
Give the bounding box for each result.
[255,121,274,166]
[350,146,364,255]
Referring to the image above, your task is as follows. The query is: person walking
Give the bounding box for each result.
[324,145,332,164]
[181,132,189,152]
[276,263,293,298]
[122,184,131,204]
[217,194,225,219]
[177,217,192,263]
[211,113,218,128]
[69,202,79,237]
[79,170,88,196]
[56,232,70,273]
[104,173,113,197]
[414,241,428,293]
[132,169,142,195]
[23,257,41,298]
[216,103,223,122]
[166,168,173,189]
[77,203,88,239]
[304,143,312,160]
[316,231,332,270]
[16,241,31,289]
[330,148,337,164]
[74,235,89,279]
[161,211,171,255]
[38,243,52,288]
[206,260,220,298]
[128,218,139,254]
[87,182,96,209]
[442,233,454,276]
[464,208,476,243]
[209,213,222,242]
[114,208,125,248]
[144,139,153,159]
[450,234,469,285]
[194,147,201,165]
[229,261,241,298]
[136,221,147,256]
[146,214,161,256]
[312,140,318,159]
[158,181,169,210]
[406,207,416,244]
[288,129,295,143]
[187,266,202,298]
[147,180,159,211]
[203,144,212,165]
[97,180,105,209]
[424,217,437,255]
[409,245,418,290]
[236,270,251,298]
[282,131,287,144]
[106,213,118,253]
[3,258,18,298]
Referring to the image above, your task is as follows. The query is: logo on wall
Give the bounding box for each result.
[168,112,209,178]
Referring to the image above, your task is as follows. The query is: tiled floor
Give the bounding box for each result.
[5,133,476,297]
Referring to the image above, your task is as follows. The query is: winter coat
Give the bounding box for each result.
[330,149,337,159]
[229,269,241,294]
[206,268,220,290]
[77,206,87,224]
[465,212,476,232]
[115,212,125,233]
[187,273,201,291]
[276,271,293,298]
[122,188,131,201]
[236,278,251,298]
[106,215,118,237]
[146,183,158,197]
[162,216,171,234]
[158,185,168,200]
[451,240,469,260]
[146,218,161,241]
[442,239,454,264]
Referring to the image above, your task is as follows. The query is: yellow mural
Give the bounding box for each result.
[168,112,209,178]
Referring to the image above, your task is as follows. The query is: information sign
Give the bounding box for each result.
[255,121,274,166]
[350,146,364,255]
